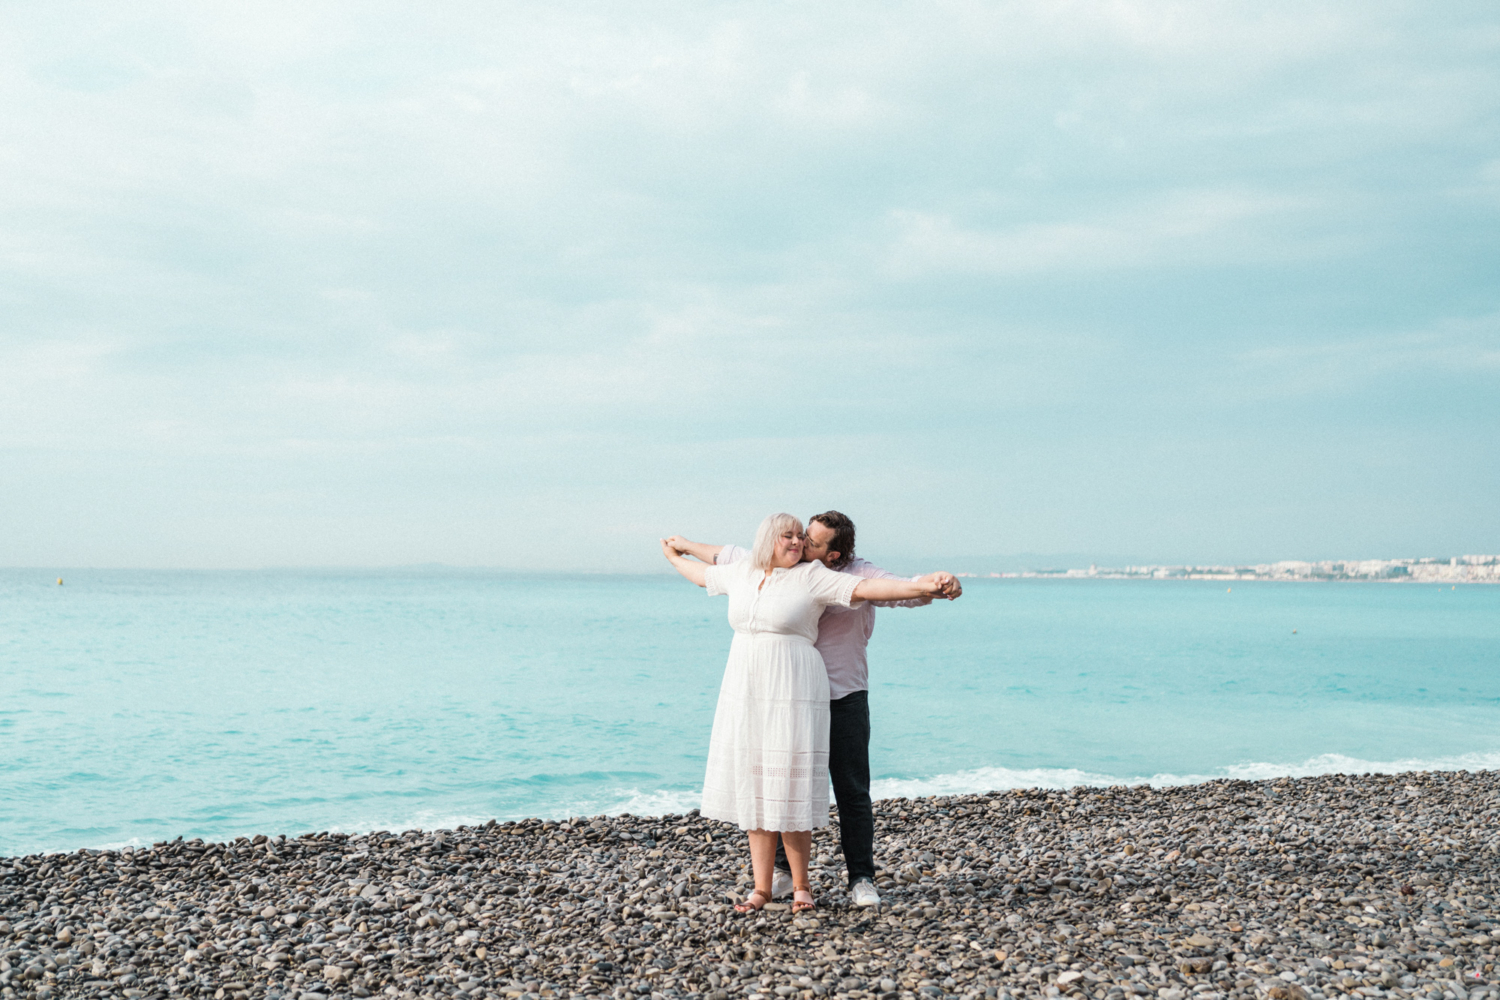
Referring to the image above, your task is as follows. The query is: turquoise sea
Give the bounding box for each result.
[2,569,1498,858]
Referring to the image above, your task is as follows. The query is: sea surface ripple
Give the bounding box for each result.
[2,569,1497,856]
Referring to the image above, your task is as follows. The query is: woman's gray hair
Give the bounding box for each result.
[751,513,803,570]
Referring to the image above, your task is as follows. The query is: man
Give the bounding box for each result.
[667,511,961,908]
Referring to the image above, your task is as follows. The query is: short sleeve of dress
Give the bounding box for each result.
[715,544,750,565]
[704,563,729,597]
[804,561,861,608]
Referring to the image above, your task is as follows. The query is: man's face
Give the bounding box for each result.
[803,521,840,566]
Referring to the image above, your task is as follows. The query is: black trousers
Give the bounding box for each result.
[775,689,875,886]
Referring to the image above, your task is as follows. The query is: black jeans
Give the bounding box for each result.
[776,689,875,886]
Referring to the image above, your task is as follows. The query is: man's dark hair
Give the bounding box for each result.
[809,510,856,570]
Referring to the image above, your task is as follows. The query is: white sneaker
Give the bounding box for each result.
[851,878,881,908]
[771,869,795,899]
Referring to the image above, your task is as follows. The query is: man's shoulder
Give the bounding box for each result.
[840,557,891,578]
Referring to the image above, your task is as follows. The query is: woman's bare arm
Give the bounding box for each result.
[661,538,710,588]
[664,536,724,565]
[850,576,943,603]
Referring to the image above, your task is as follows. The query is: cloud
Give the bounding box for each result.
[1226,314,1500,402]
[883,188,1318,277]
[1,1,1498,567]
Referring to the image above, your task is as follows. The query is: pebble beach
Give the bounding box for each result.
[2,771,1497,1000]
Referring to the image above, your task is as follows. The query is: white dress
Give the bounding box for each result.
[700,559,862,831]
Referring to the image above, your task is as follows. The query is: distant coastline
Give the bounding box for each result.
[962,554,1500,582]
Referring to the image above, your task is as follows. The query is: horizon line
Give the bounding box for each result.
[5,551,1497,575]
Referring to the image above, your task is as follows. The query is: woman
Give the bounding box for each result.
[661,513,944,913]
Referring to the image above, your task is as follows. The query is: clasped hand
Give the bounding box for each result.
[924,572,962,599]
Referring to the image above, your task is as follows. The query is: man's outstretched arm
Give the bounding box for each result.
[664,536,724,565]
[845,560,962,607]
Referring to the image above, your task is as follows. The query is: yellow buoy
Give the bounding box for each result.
[57,577,63,586]
[1227,587,1231,593]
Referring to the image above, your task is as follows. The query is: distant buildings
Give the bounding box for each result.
[968,554,1500,582]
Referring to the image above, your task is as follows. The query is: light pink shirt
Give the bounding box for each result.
[715,545,930,699]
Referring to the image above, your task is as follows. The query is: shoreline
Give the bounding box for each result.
[2,771,1496,1000]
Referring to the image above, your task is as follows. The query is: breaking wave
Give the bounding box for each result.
[870,750,1500,800]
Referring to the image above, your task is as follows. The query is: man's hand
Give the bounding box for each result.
[932,572,962,599]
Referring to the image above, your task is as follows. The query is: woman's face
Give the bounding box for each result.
[771,523,804,569]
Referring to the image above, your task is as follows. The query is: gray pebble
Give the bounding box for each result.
[1,772,1497,999]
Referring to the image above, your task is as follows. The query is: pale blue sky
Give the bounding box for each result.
[2,1,1498,570]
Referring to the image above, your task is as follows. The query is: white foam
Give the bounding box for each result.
[324,810,496,837]
[871,750,1500,800]
[1164,750,1500,784]
[62,751,1500,851]
[88,835,151,854]
[378,752,1500,826]
[547,787,703,821]
[305,789,704,837]
[873,766,1122,799]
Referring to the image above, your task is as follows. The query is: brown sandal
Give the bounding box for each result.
[792,886,816,913]
[735,888,771,913]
